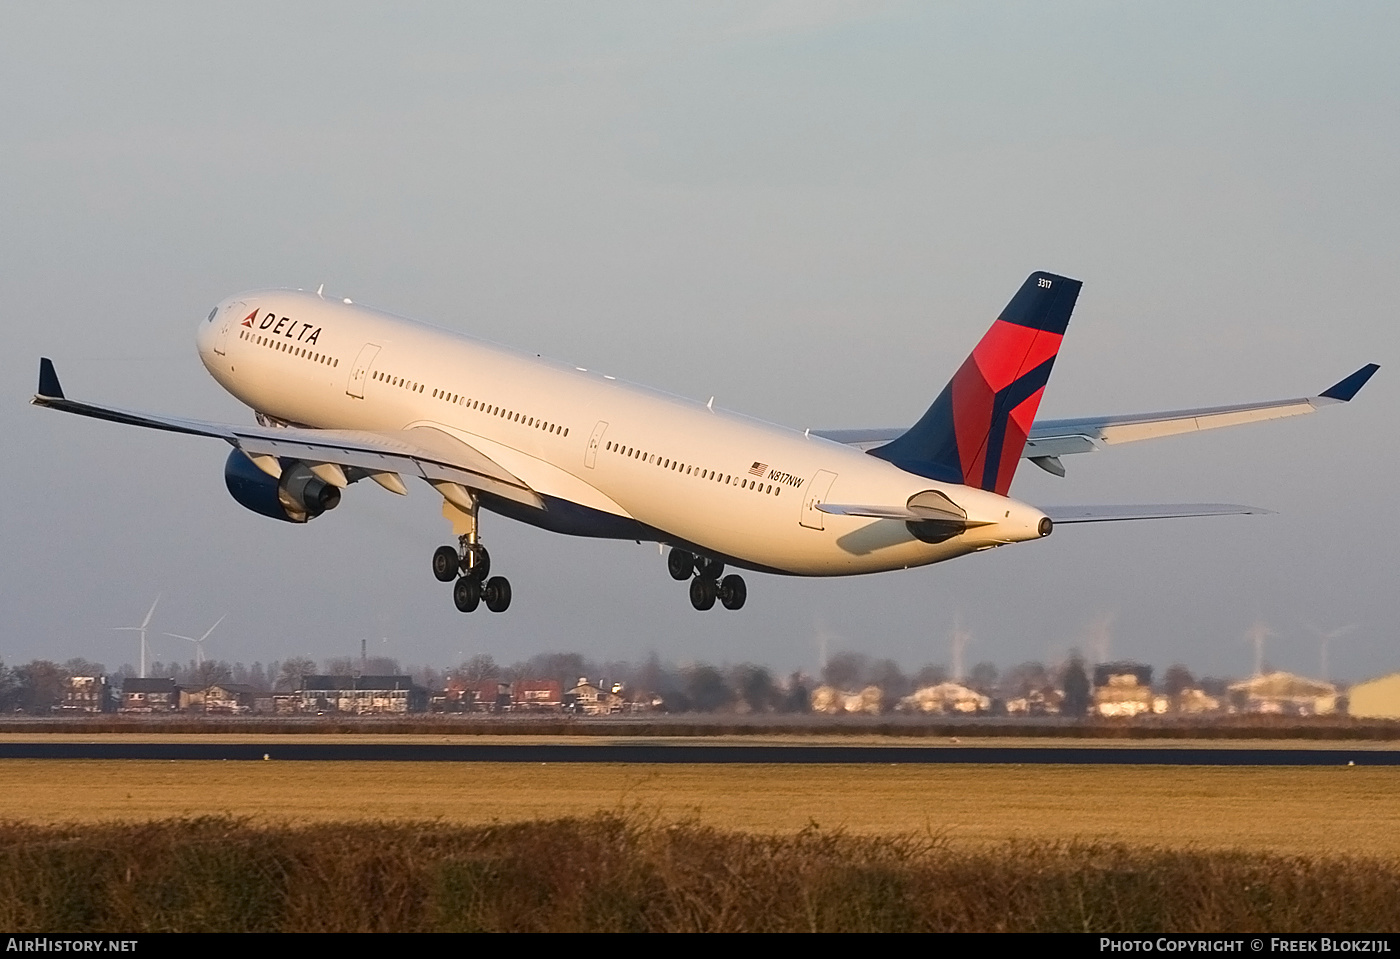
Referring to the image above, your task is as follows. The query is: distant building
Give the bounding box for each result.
[1227,671,1338,716]
[1174,688,1223,715]
[185,683,258,714]
[1092,663,1163,719]
[565,678,623,715]
[810,685,842,715]
[298,675,428,714]
[457,680,511,712]
[512,679,563,711]
[120,677,181,713]
[435,677,471,712]
[1094,662,1153,689]
[433,677,503,712]
[897,682,989,715]
[1004,688,1062,716]
[811,684,885,715]
[271,693,300,715]
[1346,672,1400,720]
[60,675,113,713]
[1093,678,1158,718]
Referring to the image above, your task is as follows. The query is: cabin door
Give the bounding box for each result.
[799,470,838,530]
[346,343,381,398]
[584,421,608,469]
[212,301,244,356]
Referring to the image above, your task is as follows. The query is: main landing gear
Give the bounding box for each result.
[668,548,746,611]
[432,499,511,613]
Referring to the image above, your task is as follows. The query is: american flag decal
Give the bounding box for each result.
[749,462,768,477]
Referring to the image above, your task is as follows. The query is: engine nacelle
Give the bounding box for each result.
[224,449,342,523]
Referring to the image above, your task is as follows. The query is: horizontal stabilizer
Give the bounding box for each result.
[1042,503,1270,524]
[817,500,994,527]
[818,503,926,521]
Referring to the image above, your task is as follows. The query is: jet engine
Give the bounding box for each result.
[224,449,341,523]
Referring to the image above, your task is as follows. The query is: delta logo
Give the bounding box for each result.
[243,309,322,345]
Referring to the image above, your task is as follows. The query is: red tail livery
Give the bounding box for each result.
[869,272,1081,495]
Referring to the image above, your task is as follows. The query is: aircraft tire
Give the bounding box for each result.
[667,548,694,581]
[689,576,716,611]
[453,576,482,613]
[719,574,747,610]
[432,546,460,583]
[484,576,512,613]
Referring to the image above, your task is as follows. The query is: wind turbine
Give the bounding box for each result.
[113,595,160,678]
[950,613,971,684]
[1244,620,1273,677]
[1087,611,1116,665]
[164,615,226,671]
[1308,624,1357,681]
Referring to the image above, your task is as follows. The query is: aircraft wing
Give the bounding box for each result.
[31,358,542,509]
[813,364,1379,476]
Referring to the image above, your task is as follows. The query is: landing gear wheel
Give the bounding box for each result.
[452,576,482,612]
[689,576,717,611]
[719,574,747,610]
[696,556,725,580]
[483,576,512,613]
[432,546,460,583]
[461,546,491,582]
[667,549,695,581]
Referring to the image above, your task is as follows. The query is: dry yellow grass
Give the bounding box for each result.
[1,760,1396,859]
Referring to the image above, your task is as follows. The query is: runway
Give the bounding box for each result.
[0,741,1395,764]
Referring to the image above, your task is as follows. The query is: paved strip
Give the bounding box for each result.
[0,742,1393,764]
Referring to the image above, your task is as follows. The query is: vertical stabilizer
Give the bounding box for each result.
[869,271,1081,495]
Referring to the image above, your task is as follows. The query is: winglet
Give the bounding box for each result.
[1319,364,1379,402]
[37,358,64,400]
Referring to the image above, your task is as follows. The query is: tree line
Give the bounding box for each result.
[0,649,1227,716]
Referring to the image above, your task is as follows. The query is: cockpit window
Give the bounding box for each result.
[207,307,218,322]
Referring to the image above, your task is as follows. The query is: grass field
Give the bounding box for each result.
[3,814,1399,932]
[4,745,1399,931]
[3,760,1396,858]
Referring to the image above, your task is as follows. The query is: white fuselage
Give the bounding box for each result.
[196,290,1050,576]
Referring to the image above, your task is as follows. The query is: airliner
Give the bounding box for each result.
[33,272,1376,613]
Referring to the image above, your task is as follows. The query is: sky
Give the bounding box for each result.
[2,1,1397,683]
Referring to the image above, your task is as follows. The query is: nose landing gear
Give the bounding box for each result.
[671,548,746,611]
